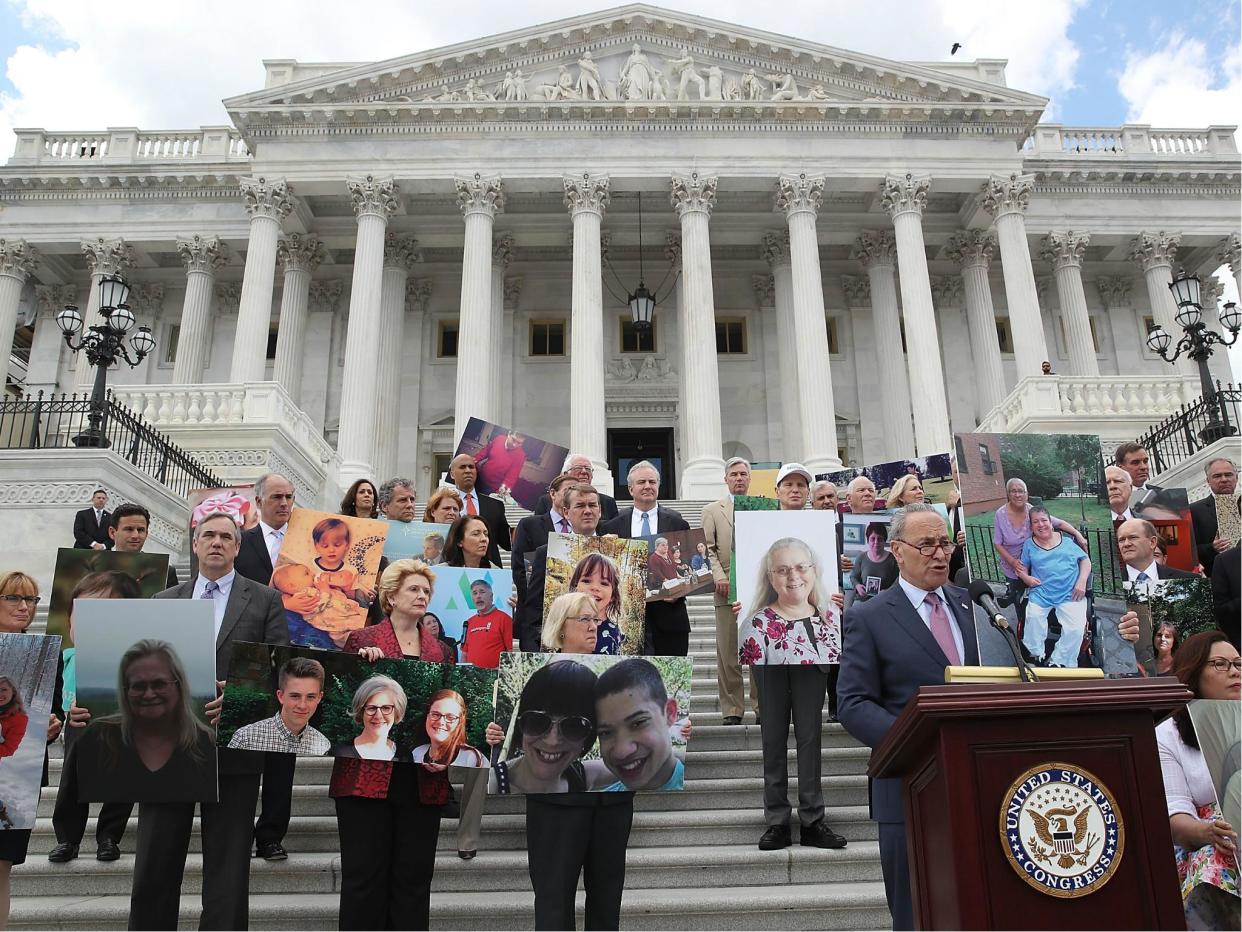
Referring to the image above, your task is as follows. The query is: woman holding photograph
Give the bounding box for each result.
[1016,506,1092,669]
[334,558,447,929]
[570,552,625,655]
[1157,631,1240,930]
[339,479,379,519]
[848,522,898,603]
[443,515,500,568]
[740,538,841,665]
[423,488,463,525]
[541,592,601,655]
[992,478,1089,622]
[412,690,486,768]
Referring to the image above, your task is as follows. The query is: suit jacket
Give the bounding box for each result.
[73,507,111,549]
[519,543,554,652]
[1212,544,1240,648]
[154,573,288,775]
[512,512,555,615]
[700,498,733,603]
[1191,494,1239,576]
[1126,563,1199,581]
[602,506,692,636]
[234,524,275,585]
[532,491,620,522]
[837,581,980,824]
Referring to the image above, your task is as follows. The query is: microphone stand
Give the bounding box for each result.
[990,615,1037,684]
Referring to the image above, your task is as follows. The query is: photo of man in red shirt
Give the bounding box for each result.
[475,431,527,499]
[460,578,512,668]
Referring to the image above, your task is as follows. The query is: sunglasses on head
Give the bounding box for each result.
[517,710,594,744]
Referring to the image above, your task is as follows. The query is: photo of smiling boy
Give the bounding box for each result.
[595,658,684,792]
[227,657,330,755]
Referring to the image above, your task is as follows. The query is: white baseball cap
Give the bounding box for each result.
[775,463,813,486]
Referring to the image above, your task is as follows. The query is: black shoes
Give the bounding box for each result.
[47,842,78,863]
[721,715,743,726]
[96,839,121,861]
[800,820,848,849]
[255,842,288,861]
[758,824,792,850]
[458,849,477,860]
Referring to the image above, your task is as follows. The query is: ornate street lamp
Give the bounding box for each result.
[56,275,156,447]
[1145,269,1240,444]
[604,191,677,336]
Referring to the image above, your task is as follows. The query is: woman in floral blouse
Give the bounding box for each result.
[740,538,841,665]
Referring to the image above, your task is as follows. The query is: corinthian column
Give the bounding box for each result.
[173,235,230,384]
[564,172,611,480]
[1129,231,1196,376]
[945,230,1007,418]
[453,172,505,441]
[853,231,914,457]
[981,173,1048,379]
[338,175,399,486]
[372,234,422,478]
[881,173,951,455]
[1217,233,1240,296]
[231,176,293,383]
[671,172,727,497]
[1040,231,1099,377]
[75,238,134,392]
[762,231,803,457]
[490,232,513,420]
[0,239,38,388]
[273,234,324,398]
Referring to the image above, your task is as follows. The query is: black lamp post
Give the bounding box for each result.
[55,275,156,448]
[1145,269,1241,444]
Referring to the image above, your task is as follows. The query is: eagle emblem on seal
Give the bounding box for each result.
[1028,805,1096,869]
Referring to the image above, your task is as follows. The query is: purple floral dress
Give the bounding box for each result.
[740,606,840,665]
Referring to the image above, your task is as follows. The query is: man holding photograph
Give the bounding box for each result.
[519,483,603,651]
[1191,457,1239,577]
[227,657,330,755]
[512,473,574,616]
[109,503,179,588]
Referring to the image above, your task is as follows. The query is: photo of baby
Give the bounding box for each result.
[272,510,389,649]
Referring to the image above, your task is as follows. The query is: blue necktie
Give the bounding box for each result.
[201,580,218,600]
[1136,572,1150,584]
[640,510,652,537]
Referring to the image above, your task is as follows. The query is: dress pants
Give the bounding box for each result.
[334,794,441,931]
[713,599,758,719]
[253,751,295,847]
[526,796,634,931]
[650,627,689,657]
[451,765,487,853]
[752,665,826,827]
[51,747,133,846]
[879,820,914,930]
[128,772,261,931]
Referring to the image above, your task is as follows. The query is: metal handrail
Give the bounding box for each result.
[1136,382,1241,476]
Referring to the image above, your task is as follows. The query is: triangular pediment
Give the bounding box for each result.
[225,4,1045,121]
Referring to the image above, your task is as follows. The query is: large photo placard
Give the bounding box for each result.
[819,452,955,510]
[0,633,60,830]
[638,528,715,602]
[544,533,648,656]
[453,417,570,512]
[424,566,514,662]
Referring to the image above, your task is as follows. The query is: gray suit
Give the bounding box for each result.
[130,573,287,931]
[837,580,979,931]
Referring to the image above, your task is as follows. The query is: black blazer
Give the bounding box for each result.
[512,512,555,616]
[73,508,111,549]
[1191,494,1238,577]
[532,492,620,522]
[234,524,275,584]
[601,506,692,637]
[1211,544,1240,648]
[154,573,288,774]
[1127,563,1199,581]
[519,543,553,652]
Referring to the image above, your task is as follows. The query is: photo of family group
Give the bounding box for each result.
[383,520,451,565]
[219,643,496,767]
[0,633,60,830]
[639,529,715,602]
[1125,577,1217,676]
[272,509,389,649]
[492,652,691,795]
[543,533,648,656]
[734,510,841,666]
[70,599,217,804]
[453,418,570,512]
[820,452,956,510]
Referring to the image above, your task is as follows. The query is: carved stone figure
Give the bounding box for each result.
[462,79,494,102]
[652,68,670,101]
[576,51,604,101]
[705,65,724,101]
[541,65,581,101]
[741,68,765,101]
[618,43,657,100]
[669,47,706,100]
[635,356,673,382]
[766,72,799,101]
[722,76,741,100]
[510,69,529,100]
[607,357,637,382]
[805,84,832,101]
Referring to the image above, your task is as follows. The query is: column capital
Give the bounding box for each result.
[775,172,824,218]
[1217,232,1240,275]
[980,172,1035,218]
[214,281,243,315]
[278,233,326,274]
[664,231,682,268]
[761,230,791,268]
[176,234,230,274]
[309,280,344,315]
[852,230,896,270]
[81,237,133,277]
[406,277,434,313]
[503,275,523,311]
[1040,230,1090,271]
[1095,276,1133,308]
[493,231,515,269]
[1201,276,1225,311]
[383,232,422,272]
[454,172,505,218]
[880,172,930,218]
[840,274,871,306]
[559,172,608,217]
[930,274,963,306]
[348,174,399,221]
[1128,231,1181,273]
[944,229,996,270]
[36,284,78,318]
[752,273,775,307]
[670,172,717,218]
[128,282,165,315]
[240,175,294,221]
[0,237,38,282]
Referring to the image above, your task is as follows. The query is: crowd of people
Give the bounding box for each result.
[0,436,1233,932]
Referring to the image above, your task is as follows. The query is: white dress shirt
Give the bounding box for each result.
[258,520,286,568]
[452,485,481,515]
[94,508,104,525]
[897,576,966,663]
[1110,508,1133,523]
[192,570,236,640]
[631,505,659,537]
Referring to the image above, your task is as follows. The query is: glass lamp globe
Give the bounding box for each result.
[56,305,83,335]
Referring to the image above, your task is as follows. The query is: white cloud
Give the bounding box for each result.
[0,0,1085,153]
[1117,32,1241,129]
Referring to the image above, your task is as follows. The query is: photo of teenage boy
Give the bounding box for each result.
[595,658,684,792]
[227,657,330,755]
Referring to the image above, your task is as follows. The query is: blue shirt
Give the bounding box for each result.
[1020,535,1088,605]
[603,756,684,792]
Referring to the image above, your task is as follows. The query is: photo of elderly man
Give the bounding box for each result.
[227,657,330,755]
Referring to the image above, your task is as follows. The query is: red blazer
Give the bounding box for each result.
[328,619,450,802]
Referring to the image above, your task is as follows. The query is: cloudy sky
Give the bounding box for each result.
[1,0,1239,370]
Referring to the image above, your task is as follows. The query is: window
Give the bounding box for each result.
[1059,316,1100,353]
[437,322,458,358]
[979,443,996,476]
[620,318,656,353]
[825,316,840,355]
[1141,315,1156,335]
[954,435,968,473]
[530,320,566,356]
[163,325,181,366]
[715,318,747,354]
[996,318,1014,354]
[266,325,278,361]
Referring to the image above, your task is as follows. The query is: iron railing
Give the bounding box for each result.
[1137,382,1241,476]
[0,391,222,497]
[964,523,1125,600]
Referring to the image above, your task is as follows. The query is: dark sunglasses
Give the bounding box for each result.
[517,710,594,744]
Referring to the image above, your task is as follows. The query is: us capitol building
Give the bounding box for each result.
[1,3,1238,517]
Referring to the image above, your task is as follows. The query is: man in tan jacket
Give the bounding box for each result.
[701,456,759,725]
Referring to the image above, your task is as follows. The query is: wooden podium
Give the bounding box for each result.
[870,678,1192,930]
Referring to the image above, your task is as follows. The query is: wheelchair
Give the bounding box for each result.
[1000,576,1100,670]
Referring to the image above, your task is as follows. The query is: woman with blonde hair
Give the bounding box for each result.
[541,591,601,654]
[423,487,463,525]
[887,474,925,507]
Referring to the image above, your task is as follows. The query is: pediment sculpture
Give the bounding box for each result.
[607,356,676,383]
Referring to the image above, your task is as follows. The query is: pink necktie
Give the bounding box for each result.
[558,519,570,534]
[923,591,961,665]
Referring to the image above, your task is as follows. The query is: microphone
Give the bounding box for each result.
[968,579,1036,683]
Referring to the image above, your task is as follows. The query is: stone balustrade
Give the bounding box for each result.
[1024,124,1237,158]
[9,126,250,165]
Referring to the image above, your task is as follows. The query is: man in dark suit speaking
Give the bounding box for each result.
[837,503,980,930]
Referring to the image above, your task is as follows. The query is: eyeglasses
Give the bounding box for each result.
[127,678,178,694]
[517,710,594,744]
[363,704,397,717]
[569,614,603,627]
[1206,658,1242,673]
[427,710,461,726]
[0,595,39,606]
[769,563,813,578]
[894,539,958,557]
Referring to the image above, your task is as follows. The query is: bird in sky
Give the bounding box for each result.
[950,43,962,55]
